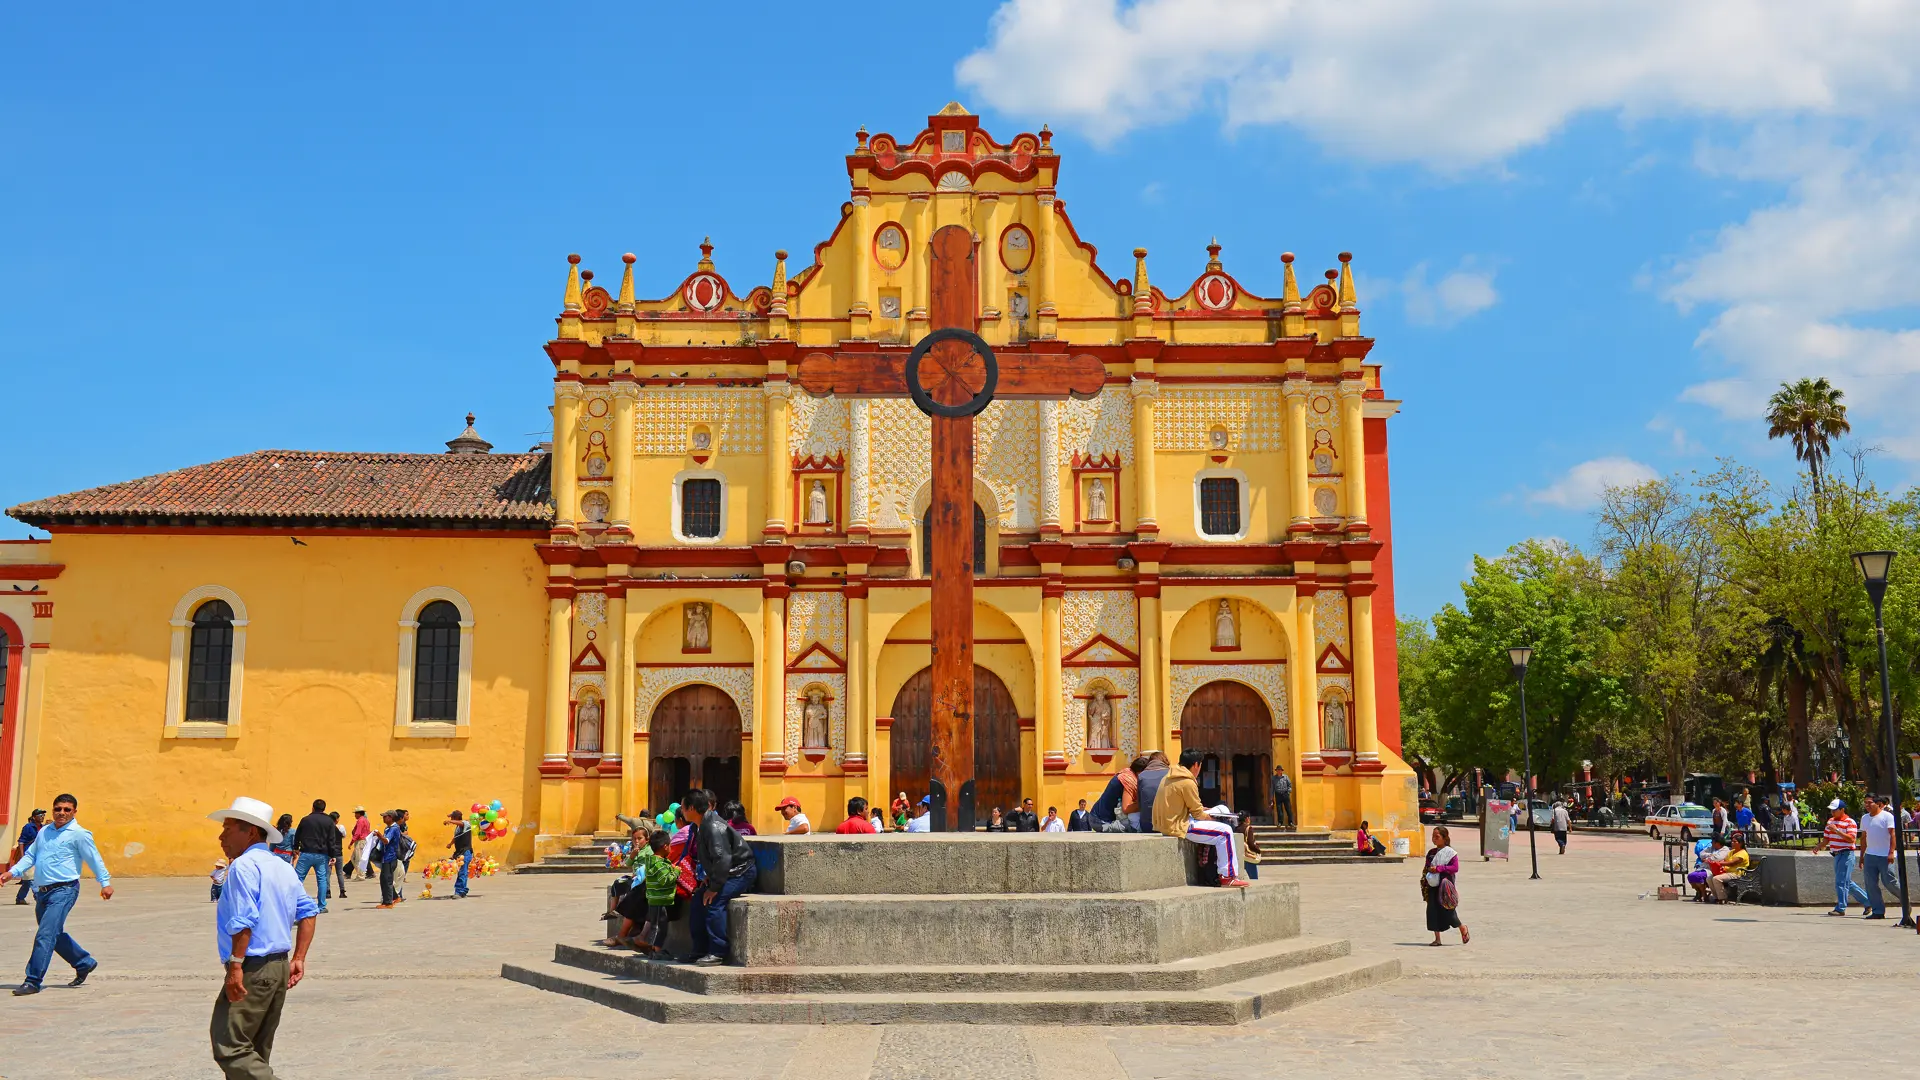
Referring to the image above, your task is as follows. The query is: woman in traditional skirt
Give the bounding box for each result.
[1423,825,1469,946]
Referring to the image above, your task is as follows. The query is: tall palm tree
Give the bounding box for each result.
[1764,378,1850,494]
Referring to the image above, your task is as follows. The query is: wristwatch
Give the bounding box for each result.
[227,954,246,967]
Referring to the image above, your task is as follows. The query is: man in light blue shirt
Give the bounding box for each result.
[209,796,319,1079]
[0,793,112,995]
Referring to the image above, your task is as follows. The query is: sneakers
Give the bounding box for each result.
[12,984,39,996]
[1220,877,1252,889]
[693,954,726,967]
[376,903,394,909]
[69,962,96,987]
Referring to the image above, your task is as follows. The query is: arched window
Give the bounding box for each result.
[413,600,461,722]
[921,503,987,575]
[186,600,235,722]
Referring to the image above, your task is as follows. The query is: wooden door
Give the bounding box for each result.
[648,684,743,812]
[1180,681,1273,813]
[889,665,1022,820]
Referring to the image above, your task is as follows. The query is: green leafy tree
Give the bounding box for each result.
[1765,377,1850,497]
[1415,540,1628,793]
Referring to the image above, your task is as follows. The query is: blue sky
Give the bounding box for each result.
[5,2,1918,618]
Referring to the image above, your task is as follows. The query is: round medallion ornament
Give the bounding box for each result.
[873,224,908,271]
[1000,224,1034,274]
[683,273,726,312]
[1194,273,1236,311]
[905,327,998,419]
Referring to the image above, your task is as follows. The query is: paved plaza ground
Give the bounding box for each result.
[1,827,1916,1079]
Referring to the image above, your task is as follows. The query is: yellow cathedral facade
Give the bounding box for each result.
[1,106,1418,874]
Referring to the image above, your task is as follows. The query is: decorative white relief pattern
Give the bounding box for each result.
[1315,592,1352,664]
[976,399,1039,529]
[570,673,607,701]
[789,393,850,461]
[867,399,931,528]
[1039,401,1061,527]
[635,666,755,734]
[848,400,871,529]
[1062,590,1139,653]
[634,388,766,456]
[1156,388,1286,452]
[1057,386,1134,465]
[1064,667,1139,761]
[1317,674,1354,698]
[1170,663,1290,730]
[784,591,847,661]
[575,592,607,631]
[785,672,848,765]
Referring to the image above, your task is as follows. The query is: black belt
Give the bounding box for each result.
[240,951,289,967]
[35,880,78,893]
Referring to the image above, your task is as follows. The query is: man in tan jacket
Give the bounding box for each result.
[1153,750,1249,887]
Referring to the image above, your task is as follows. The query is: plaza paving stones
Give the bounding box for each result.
[2,829,1917,1078]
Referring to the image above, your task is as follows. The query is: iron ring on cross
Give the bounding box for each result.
[905,327,998,419]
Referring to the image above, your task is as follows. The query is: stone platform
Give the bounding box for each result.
[501,833,1399,1024]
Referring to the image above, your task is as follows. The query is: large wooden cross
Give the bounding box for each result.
[796,224,1104,830]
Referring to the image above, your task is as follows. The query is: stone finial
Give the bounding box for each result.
[1281,252,1301,311]
[1337,251,1357,311]
[1206,237,1223,272]
[617,253,636,312]
[446,412,494,455]
[1132,248,1151,315]
[563,253,583,313]
[1038,124,1052,150]
[855,125,870,151]
[770,250,790,318]
[698,237,715,271]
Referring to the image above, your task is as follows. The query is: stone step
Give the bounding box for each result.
[1259,855,1407,866]
[749,833,1187,895]
[731,883,1299,967]
[1257,840,1356,851]
[551,934,1353,995]
[536,854,612,866]
[513,862,619,875]
[500,951,1399,1025]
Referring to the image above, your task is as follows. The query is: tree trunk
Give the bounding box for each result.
[1665,706,1686,798]
[1787,670,1811,787]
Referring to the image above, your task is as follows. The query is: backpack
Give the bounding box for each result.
[398,832,417,863]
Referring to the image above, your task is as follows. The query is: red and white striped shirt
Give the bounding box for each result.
[1824,815,1858,852]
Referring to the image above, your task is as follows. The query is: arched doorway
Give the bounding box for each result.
[889,665,1021,819]
[648,684,743,813]
[1179,681,1273,817]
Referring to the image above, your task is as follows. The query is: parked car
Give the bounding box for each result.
[1419,796,1442,824]
[1646,802,1715,841]
[1512,799,1555,829]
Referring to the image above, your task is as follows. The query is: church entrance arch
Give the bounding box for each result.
[1179,680,1272,817]
[889,665,1021,819]
[648,684,742,813]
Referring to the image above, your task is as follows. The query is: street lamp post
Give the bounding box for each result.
[1510,646,1541,881]
[1852,550,1911,928]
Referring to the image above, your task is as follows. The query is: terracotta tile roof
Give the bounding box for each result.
[9,450,554,530]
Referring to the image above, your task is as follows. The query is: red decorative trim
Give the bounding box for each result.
[842,755,869,775]
[874,716,894,731]
[788,641,849,673]
[596,758,623,778]
[1345,580,1378,598]
[1351,758,1387,775]
[1017,716,1037,731]
[870,220,909,272]
[758,754,789,777]
[1043,752,1069,773]
[31,602,53,619]
[1317,644,1352,674]
[1062,633,1139,665]
[1176,657,1286,667]
[51,525,548,540]
[537,759,571,779]
[545,584,576,600]
[635,661,754,668]
[886,637,1026,646]
[0,613,22,824]
[571,643,607,671]
[0,565,62,580]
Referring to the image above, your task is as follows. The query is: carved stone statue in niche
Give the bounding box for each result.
[1210,427,1230,450]
[801,686,830,748]
[806,479,830,524]
[1313,487,1339,517]
[574,695,603,754]
[683,602,711,652]
[1010,292,1029,320]
[691,428,712,451]
[1323,697,1349,751]
[581,491,609,524]
[1213,599,1238,649]
[1085,687,1115,749]
[1087,477,1109,521]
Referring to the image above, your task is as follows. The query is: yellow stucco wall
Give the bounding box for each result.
[18,533,548,876]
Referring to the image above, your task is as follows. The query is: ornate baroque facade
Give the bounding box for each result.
[0,105,1416,874]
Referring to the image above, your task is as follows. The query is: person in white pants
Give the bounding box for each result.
[1152,749,1250,887]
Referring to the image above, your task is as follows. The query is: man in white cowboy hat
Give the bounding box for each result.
[208,796,319,1079]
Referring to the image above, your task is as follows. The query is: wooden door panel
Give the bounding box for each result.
[1179,680,1273,757]
[648,684,743,812]
[889,665,1022,819]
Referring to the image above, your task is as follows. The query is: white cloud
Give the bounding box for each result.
[1527,457,1660,509]
[1400,261,1498,327]
[956,0,1920,165]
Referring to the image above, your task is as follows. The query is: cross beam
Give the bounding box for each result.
[793,224,1106,830]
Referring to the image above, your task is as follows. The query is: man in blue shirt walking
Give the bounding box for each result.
[0,793,112,995]
[10,807,45,904]
[209,796,319,1079]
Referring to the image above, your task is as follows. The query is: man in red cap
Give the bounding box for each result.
[775,797,812,835]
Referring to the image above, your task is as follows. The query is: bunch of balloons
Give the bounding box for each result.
[468,799,511,841]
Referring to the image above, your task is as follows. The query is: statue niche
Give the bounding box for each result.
[683,602,712,653]
[1212,599,1238,650]
[1084,685,1115,750]
[806,478,831,525]
[801,686,830,749]
[573,693,603,755]
[1322,695,1350,752]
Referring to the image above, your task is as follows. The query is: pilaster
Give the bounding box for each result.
[1039,400,1062,537]
[1130,377,1159,535]
[1350,588,1383,773]
[1339,380,1369,531]
[1041,588,1065,773]
[849,193,872,338]
[553,381,585,531]
[1283,378,1312,533]
[763,380,792,539]
[608,381,638,534]
[1035,192,1058,339]
[848,399,871,538]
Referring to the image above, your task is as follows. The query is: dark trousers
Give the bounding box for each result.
[379,861,398,905]
[690,864,757,961]
[210,953,288,1079]
[13,876,29,904]
[1272,790,1294,829]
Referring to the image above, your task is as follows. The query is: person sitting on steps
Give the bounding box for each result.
[1152,750,1250,888]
